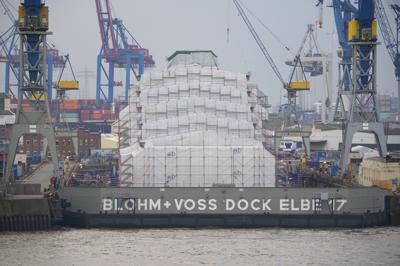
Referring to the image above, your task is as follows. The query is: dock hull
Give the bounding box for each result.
[60,186,393,228]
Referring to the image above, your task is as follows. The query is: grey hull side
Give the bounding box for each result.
[60,187,392,228]
[63,212,388,229]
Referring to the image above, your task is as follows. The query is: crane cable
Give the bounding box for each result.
[4,0,17,12]
[236,0,293,55]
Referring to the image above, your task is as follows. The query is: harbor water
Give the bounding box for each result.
[1,227,399,265]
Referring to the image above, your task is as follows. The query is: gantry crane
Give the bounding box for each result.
[340,0,387,172]
[375,0,400,118]
[317,0,389,172]
[5,0,60,184]
[329,0,398,121]
[232,0,312,156]
[95,0,155,107]
[285,24,333,124]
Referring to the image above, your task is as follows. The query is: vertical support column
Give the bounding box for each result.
[326,56,334,122]
[40,128,59,186]
[96,53,102,106]
[274,135,281,155]
[108,62,115,107]
[138,54,144,76]
[374,126,388,157]
[397,77,400,120]
[302,135,311,156]
[5,34,25,183]
[47,53,53,101]
[5,62,10,95]
[334,62,351,122]
[125,55,130,102]
[321,58,327,124]
[340,41,387,173]
[5,131,23,183]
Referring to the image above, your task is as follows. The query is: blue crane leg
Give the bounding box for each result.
[108,62,115,107]
[125,59,130,102]
[47,53,53,100]
[138,54,144,75]
[5,62,10,95]
[96,53,102,106]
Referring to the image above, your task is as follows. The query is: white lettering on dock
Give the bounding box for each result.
[101,197,348,213]
[103,199,112,211]
[280,199,289,211]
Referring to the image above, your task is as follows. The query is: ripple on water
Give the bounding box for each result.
[0,227,399,266]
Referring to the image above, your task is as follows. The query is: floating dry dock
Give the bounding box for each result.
[61,187,400,228]
[60,51,400,229]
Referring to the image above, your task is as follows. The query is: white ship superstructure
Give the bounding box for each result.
[119,51,275,187]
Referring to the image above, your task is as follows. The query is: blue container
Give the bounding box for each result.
[35,153,41,164]
[12,165,17,178]
[308,161,320,169]
[316,151,327,162]
[85,123,111,133]
[288,172,299,182]
[331,164,340,177]
[296,142,303,149]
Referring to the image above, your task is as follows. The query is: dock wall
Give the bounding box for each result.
[0,198,51,231]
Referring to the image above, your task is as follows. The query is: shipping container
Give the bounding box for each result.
[60,113,80,119]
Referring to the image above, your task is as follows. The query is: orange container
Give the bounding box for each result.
[103,109,113,115]
[372,180,393,191]
[91,114,103,120]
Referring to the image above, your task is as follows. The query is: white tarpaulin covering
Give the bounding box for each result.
[119,51,274,187]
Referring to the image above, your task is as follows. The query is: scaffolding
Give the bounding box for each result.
[118,51,275,187]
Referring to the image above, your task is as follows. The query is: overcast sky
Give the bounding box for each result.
[0,0,397,107]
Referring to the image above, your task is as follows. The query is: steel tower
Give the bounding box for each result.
[340,0,387,172]
[5,0,59,184]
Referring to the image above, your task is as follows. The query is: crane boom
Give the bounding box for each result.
[375,0,397,64]
[0,0,16,24]
[232,0,286,87]
[95,0,118,61]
